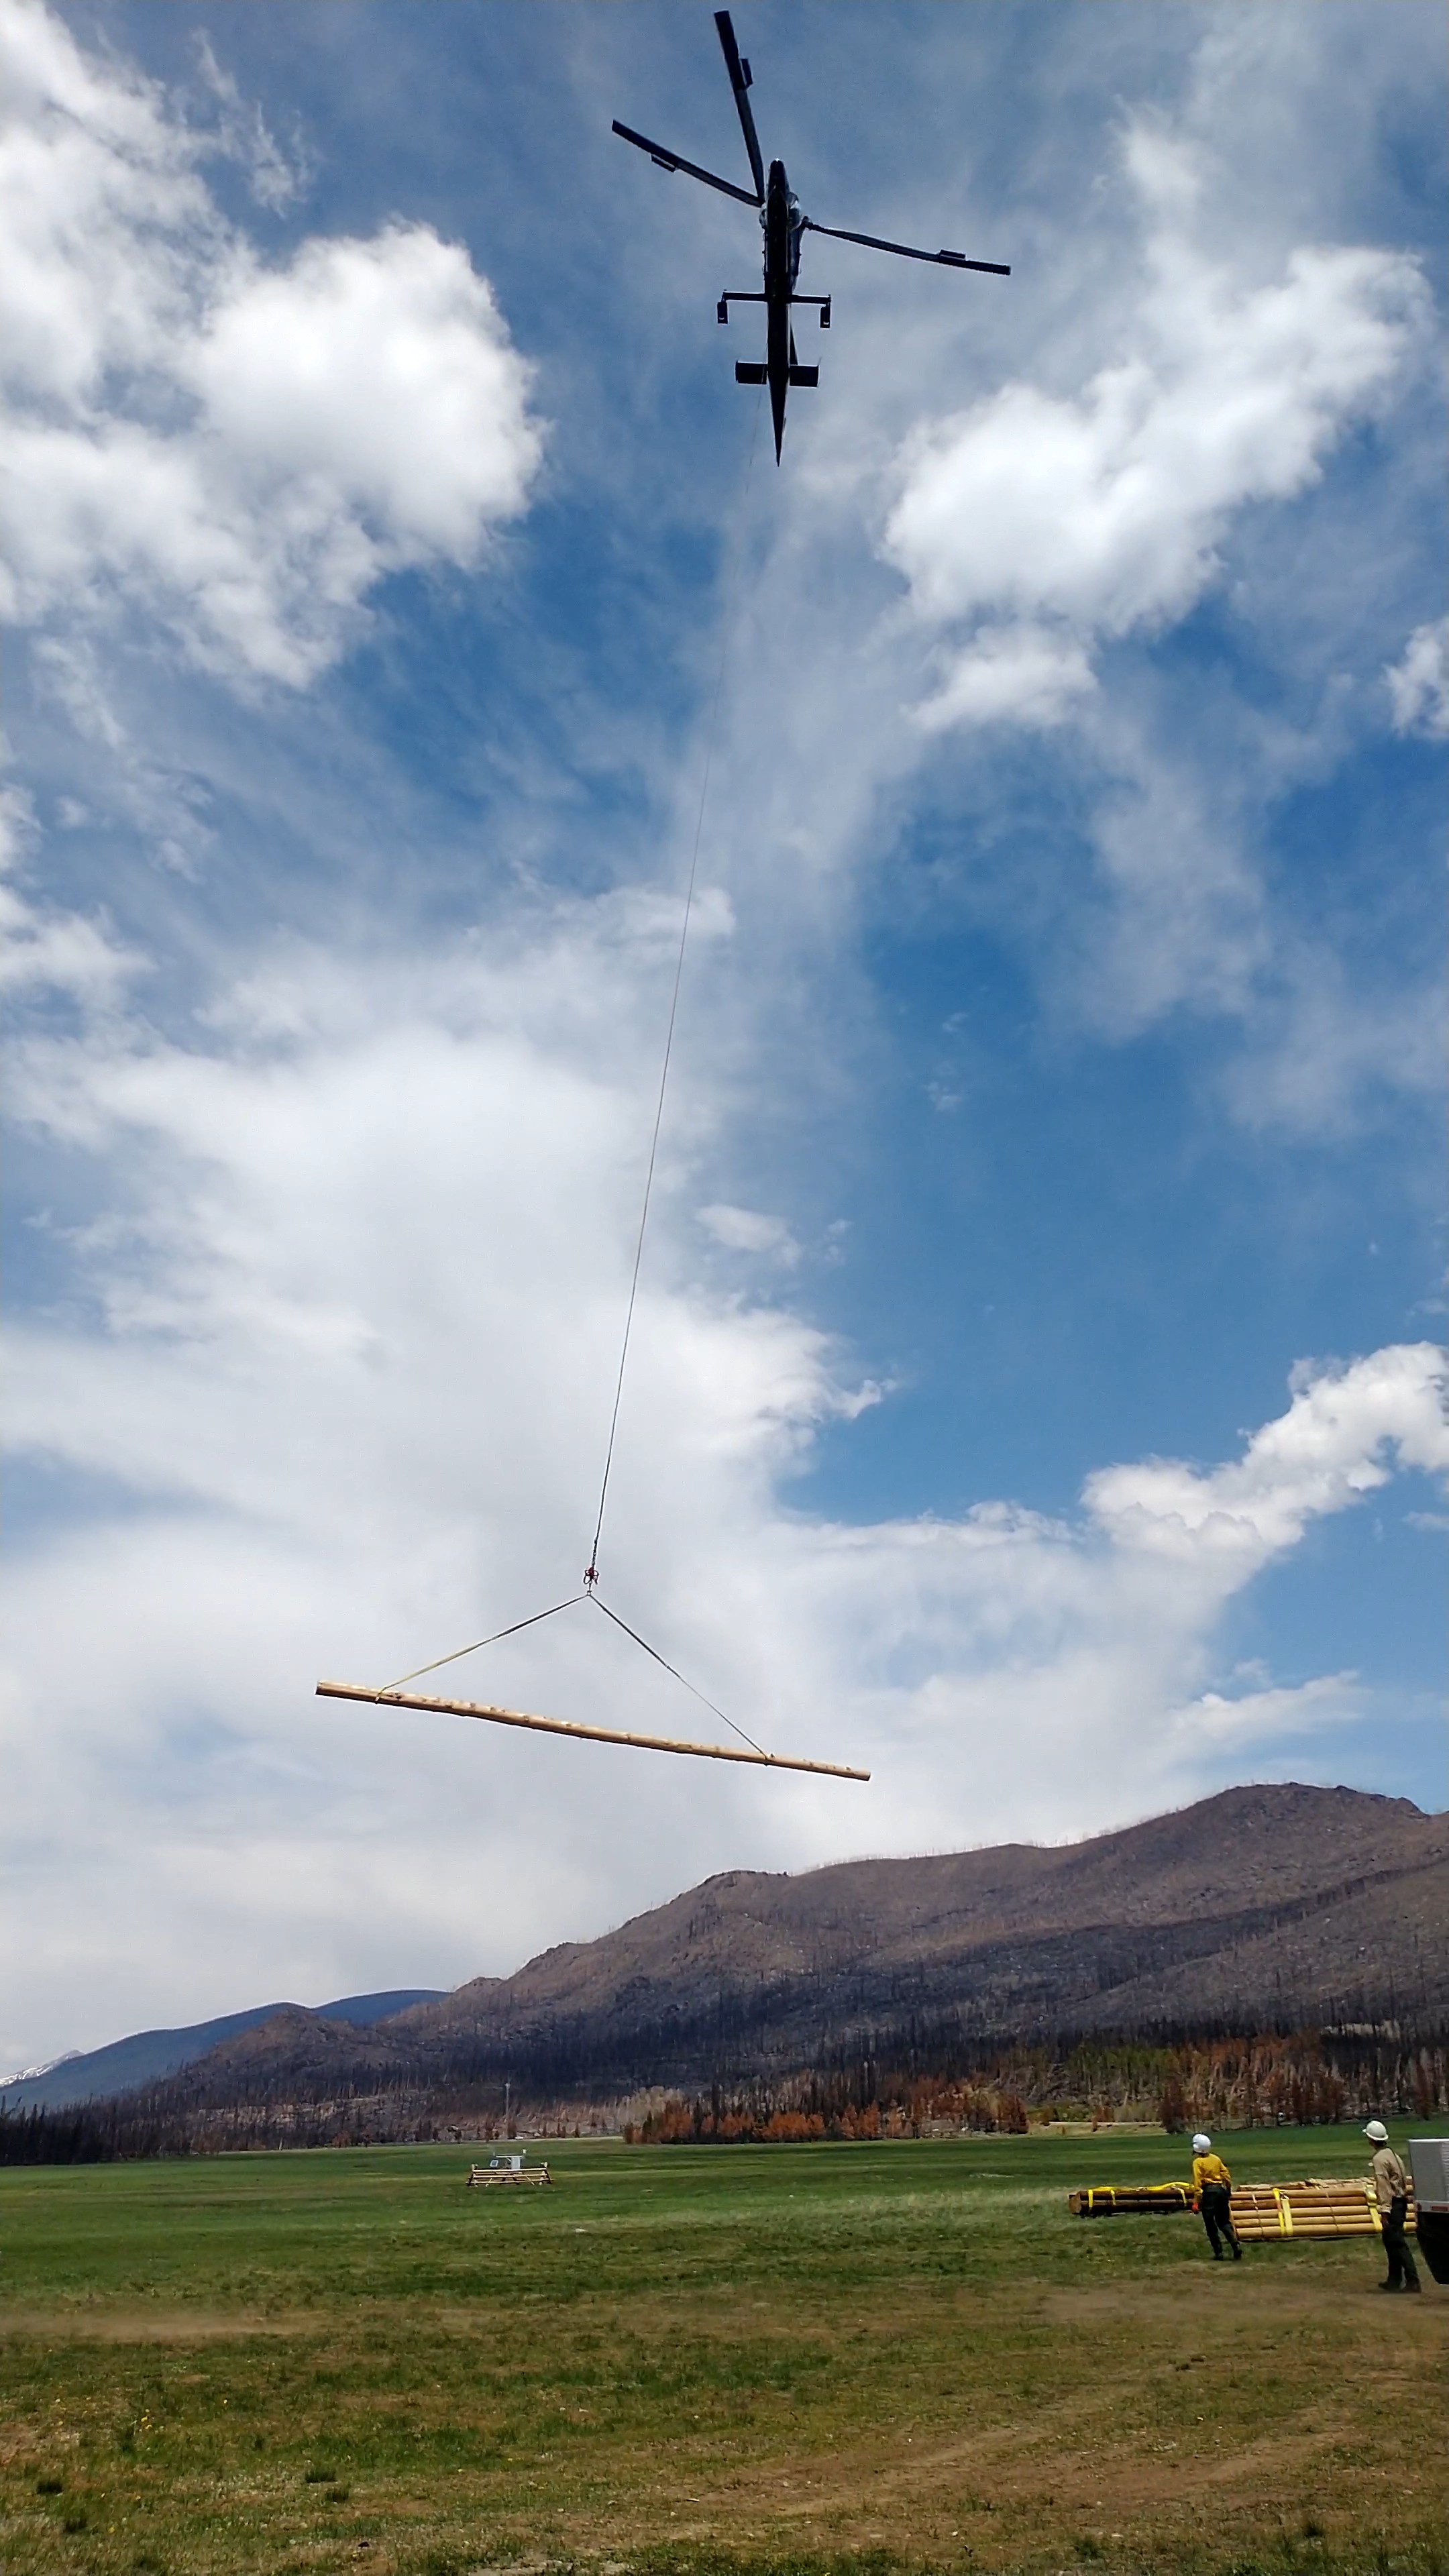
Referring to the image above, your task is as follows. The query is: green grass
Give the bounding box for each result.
[1,2125,1444,2575]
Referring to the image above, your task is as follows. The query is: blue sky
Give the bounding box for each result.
[2,0,1445,2069]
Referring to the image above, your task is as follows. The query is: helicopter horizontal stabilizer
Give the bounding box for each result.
[787,364,819,387]
[735,362,768,385]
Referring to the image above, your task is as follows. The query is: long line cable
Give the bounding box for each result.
[584,394,763,1589]
[375,402,765,1735]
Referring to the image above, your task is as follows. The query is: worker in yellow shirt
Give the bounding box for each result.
[1191,2132,1242,2261]
[1364,2121,1420,2292]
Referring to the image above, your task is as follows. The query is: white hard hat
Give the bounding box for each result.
[1191,2133,1212,2153]
[1364,2120,1389,2144]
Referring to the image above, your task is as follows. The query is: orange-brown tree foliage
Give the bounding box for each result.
[623,2033,1447,2146]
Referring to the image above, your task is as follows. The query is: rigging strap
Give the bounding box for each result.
[588,1590,766,1757]
[380,1593,586,1694]
[378,1585,765,1764]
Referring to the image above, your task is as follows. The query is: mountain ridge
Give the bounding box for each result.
[1,1990,447,2111]
[95,1784,1447,2126]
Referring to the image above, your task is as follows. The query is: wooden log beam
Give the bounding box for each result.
[316,1680,870,1781]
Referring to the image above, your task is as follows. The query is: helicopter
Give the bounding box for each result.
[612,11,1009,462]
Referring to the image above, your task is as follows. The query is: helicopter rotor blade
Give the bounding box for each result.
[612,120,761,208]
[714,11,765,204]
[804,216,1009,275]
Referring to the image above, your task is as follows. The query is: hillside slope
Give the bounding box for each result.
[150,1785,1448,2114]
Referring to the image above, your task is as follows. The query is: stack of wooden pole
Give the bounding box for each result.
[1227,2180,1416,2242]
[1068,2182,1195,2216]
[1066,2178,1418,2239]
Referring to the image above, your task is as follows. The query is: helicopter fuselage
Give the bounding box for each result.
[762,162,804,456]
[724,160,824,458]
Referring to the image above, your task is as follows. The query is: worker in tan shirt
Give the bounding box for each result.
[1364,2121,1420,2292]
[1191,2133,1241,2261]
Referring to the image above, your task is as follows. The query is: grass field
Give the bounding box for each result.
[1,2125,1444,2576]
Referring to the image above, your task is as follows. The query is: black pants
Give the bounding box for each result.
[1382,2195,1420,2289]
[1201,2183,1239,2259]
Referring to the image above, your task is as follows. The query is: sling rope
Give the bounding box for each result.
[384,1586,765,1756]
[381,1595,588,1696]
[590,1592,766,1758]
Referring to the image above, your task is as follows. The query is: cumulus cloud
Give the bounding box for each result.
[1087,1344,1449,1573]
[0,5,1441,2067]
[1386,617,1449,740]
[810,97,1442,1127]
[184,229,541,563]
[883,121,1427,730]
[0,0,543,682]
[3,871,1444,2056]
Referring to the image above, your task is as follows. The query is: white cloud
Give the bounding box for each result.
[0,5,1442,2070]
[184,227,540,564]
[691,75,1438,1140]
[1386,617,1449,740]
[1161,1672,1362,1754]
[698,1203,801,1264]
[32,635,215,874]
[1087,1344,1449,1574]
[0,0,209,407]
[0,0,542,683]
[192,32,310,215]
[1220,953,1446,1136]
[882,121,1427,729]
[0,782,143,1002]
[1063,719,1268,1035]
[914,624,1096,733]
[3,877,1444,2060]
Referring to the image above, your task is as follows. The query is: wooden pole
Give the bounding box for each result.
[316,1679,870,1781]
